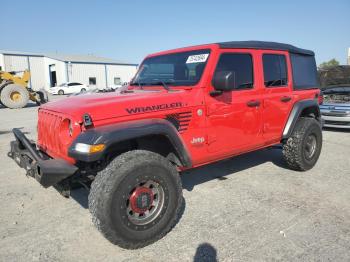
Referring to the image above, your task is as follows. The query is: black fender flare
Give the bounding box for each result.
[68,119,192,167]
[282,99,321,139]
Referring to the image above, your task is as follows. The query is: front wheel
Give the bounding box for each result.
[88,150,183,249]
[58,90,64,95]
[282,117,322,171]
[0,84,29,109]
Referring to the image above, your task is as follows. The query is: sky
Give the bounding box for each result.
[2,0,349,65]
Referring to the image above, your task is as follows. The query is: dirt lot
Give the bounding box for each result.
[0,97,349,262]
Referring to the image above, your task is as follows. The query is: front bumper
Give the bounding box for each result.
[321,115,350,129]
[8,128,78,188]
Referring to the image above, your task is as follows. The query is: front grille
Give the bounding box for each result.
[324,120,350,126]
[38,110,63,153]
[322,111,349,117]
[165,111,192,132]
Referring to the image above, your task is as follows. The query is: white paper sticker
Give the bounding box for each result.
[186,54,209,64]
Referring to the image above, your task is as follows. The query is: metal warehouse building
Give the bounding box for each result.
[0,50,138,91]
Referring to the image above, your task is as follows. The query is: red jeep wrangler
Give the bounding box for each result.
[9,41,323,249]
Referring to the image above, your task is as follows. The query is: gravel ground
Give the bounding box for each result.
[0,96,349,261]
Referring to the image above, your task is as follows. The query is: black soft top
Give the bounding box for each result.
[217,41,314,56]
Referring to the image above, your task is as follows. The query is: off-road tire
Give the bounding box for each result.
[282,117,322,171]
[58,90,64,95]
[88,150,183,249]
[0,84,29,109]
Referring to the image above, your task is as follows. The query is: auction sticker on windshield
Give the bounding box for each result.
[186,54,209,64]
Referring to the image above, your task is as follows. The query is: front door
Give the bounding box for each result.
[205,50,263,159]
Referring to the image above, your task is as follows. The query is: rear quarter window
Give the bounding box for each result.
[290,54,319,89]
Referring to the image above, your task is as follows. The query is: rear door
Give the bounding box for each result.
[260,51,294,144]
[205,50,264,158]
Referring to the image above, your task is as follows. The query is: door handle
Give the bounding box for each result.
[280,96,292,103]
[246,100,261,107]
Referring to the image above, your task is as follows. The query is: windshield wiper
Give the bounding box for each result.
[131,79,172,91]
[149,79,170,91]
[130,81,143,90]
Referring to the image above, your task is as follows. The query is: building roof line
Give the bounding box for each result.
[0,50,137,66]
[67,61,138,66]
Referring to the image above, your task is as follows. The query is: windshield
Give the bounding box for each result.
[131,49,211,87]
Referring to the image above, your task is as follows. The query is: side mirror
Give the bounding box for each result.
[212,71,236,92]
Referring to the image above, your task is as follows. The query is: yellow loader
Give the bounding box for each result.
[0,70,48,109]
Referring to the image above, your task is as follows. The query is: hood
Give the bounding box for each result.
[41,89,191,122]
[320,103,350,110]
[322,86,350,92]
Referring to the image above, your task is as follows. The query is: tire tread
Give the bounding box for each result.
[282,117,322,171]
[88,150,182,249]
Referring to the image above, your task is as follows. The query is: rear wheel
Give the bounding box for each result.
[35,90,49,105]
[88,150,183,249]
[0,84,29,109]
[282,117,322,171]
[58,90,64,95]
[81,88,86,92]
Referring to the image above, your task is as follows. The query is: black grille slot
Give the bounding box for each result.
[325,120,350,126]
[166,111,192,132]
[322,112,349,117]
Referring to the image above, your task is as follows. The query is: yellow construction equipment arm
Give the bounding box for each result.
[0,70,31,87]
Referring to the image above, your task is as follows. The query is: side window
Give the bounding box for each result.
[68,82,81,86]
[263,54,288,87]
[214,53,254,89]
[114,77,121,85]
[290,54,319,89]
[89,77,97,85]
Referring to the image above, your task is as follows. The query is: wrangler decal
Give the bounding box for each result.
[126,102,183,114]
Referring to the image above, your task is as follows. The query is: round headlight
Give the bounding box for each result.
[59,118,73,143]
[69,121,73,137]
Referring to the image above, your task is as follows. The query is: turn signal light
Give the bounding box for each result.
[89,144,105,153]
[75,143,105,154]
